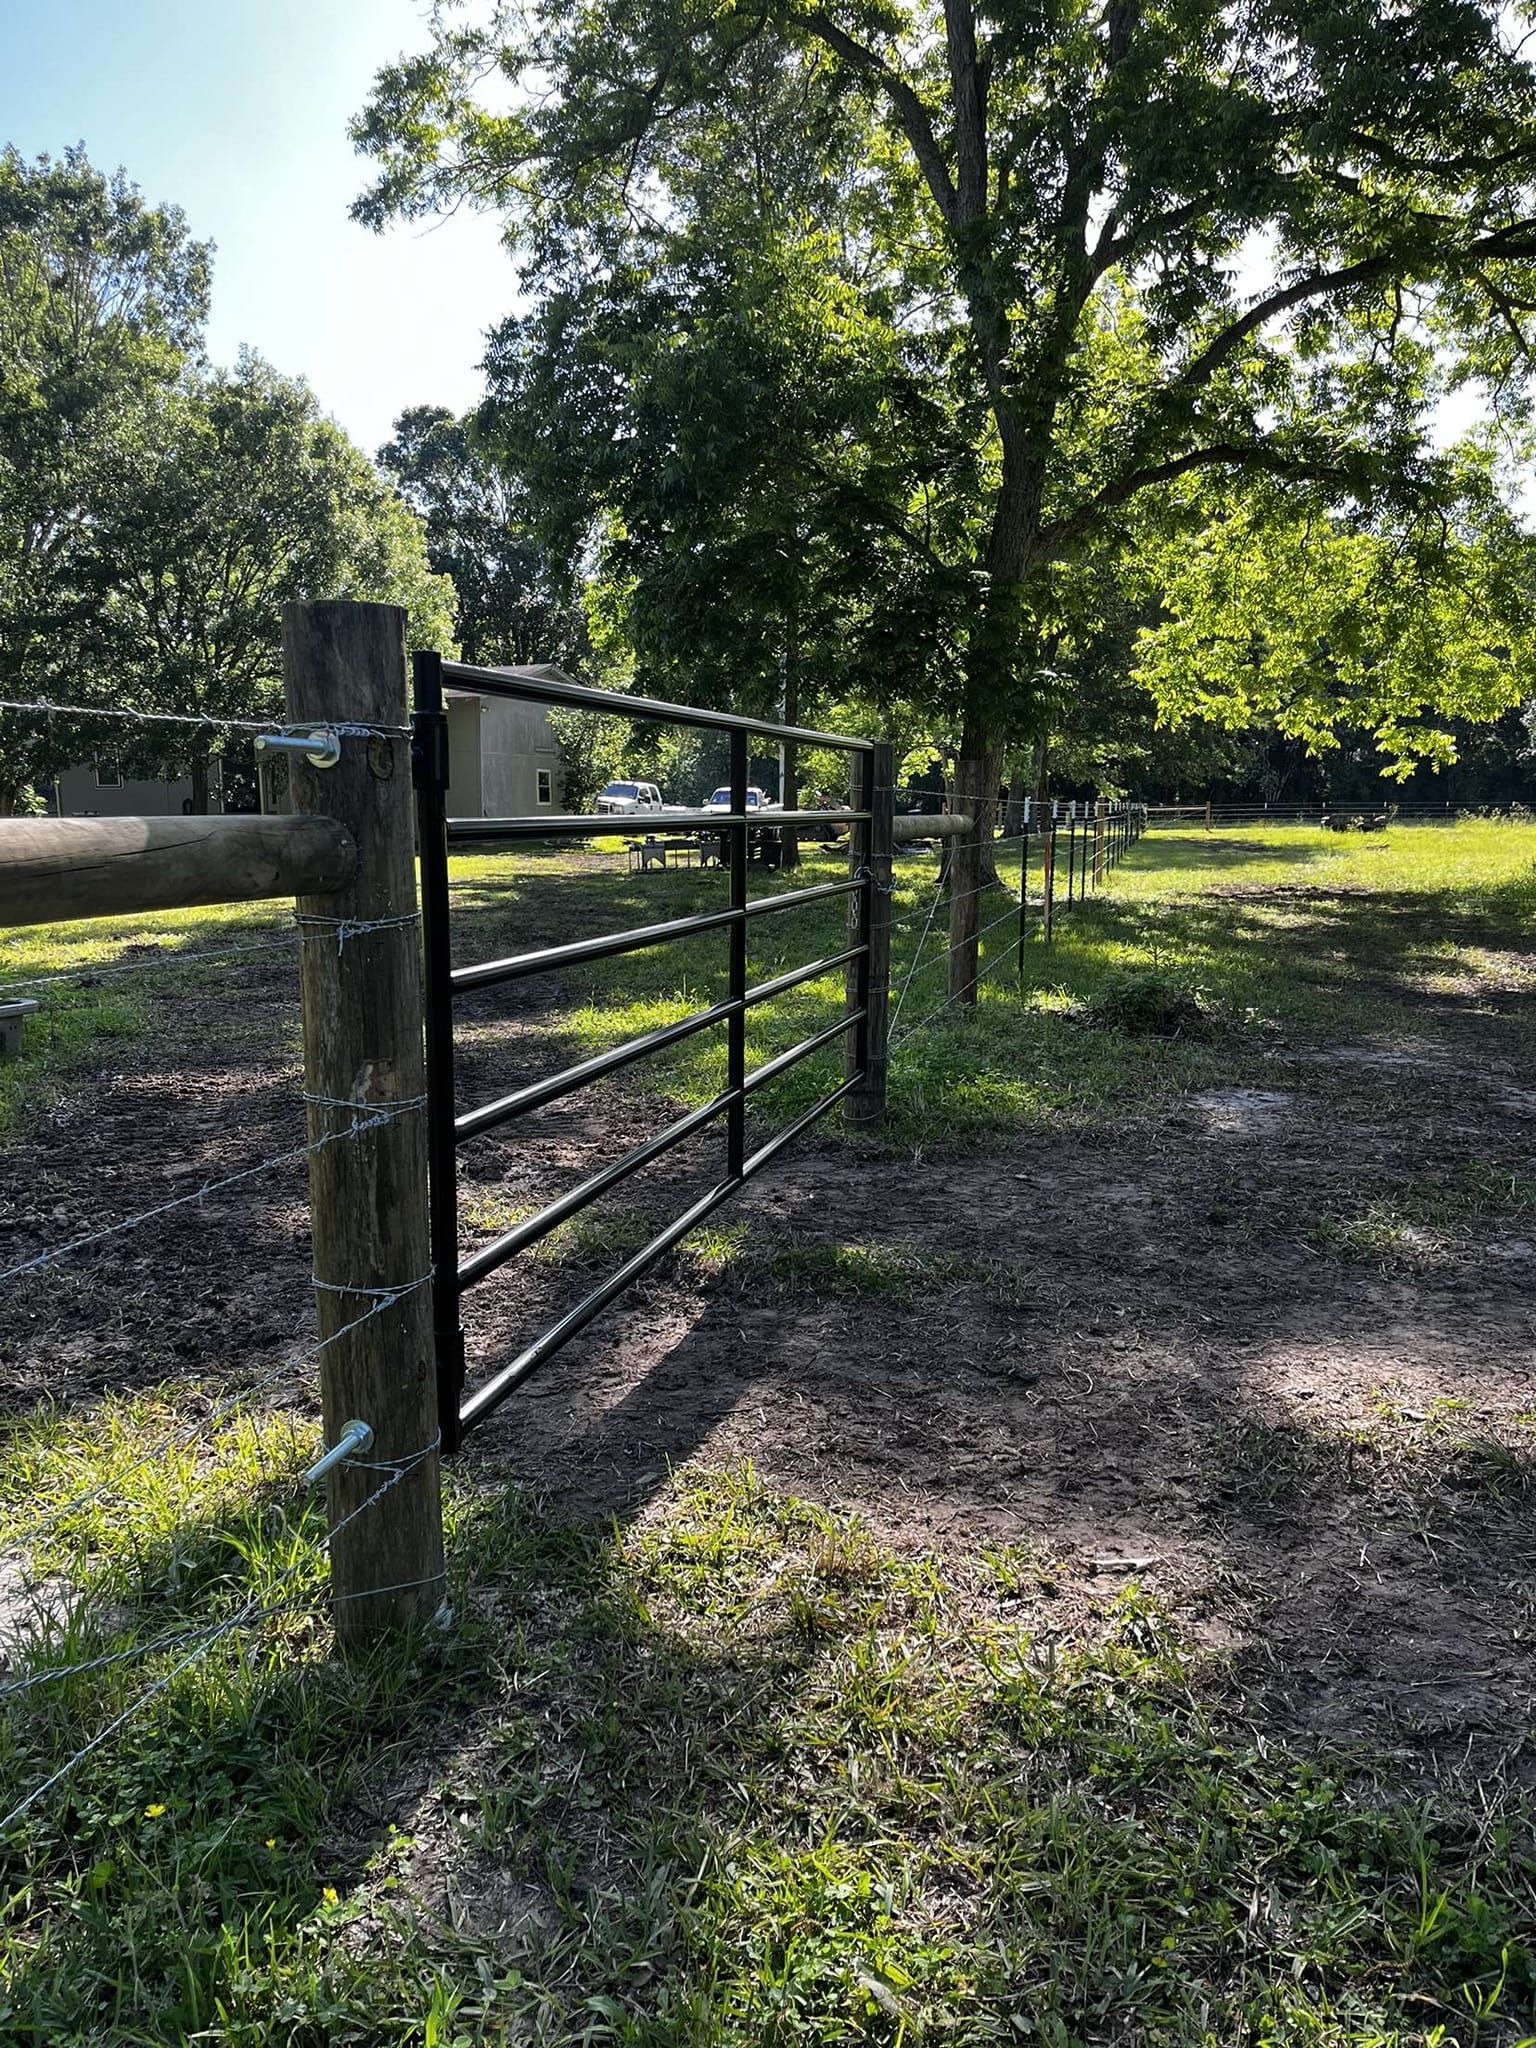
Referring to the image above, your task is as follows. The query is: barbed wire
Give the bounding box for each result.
[0,1433,440,1838]
[888,901,1027,1035]
[0,1422,442,1706]
[889,941,1022,1052]
[0,906,420,1001]
[888,865,946,1038]
[0,697,410,741]
[0,1273,432,1568]
[291,910,421,953]
[0,1098,424,1288]
[898,899,1026,965]
[0,933,299,999]
[887,876,1010,933]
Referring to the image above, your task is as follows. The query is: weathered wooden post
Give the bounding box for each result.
[1042,806,1056,944]
[846,740,893,1127]
[282,600,446,1645]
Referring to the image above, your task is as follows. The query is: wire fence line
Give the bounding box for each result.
[0,1431,440,1839]
[0,1274,432,1570]
[0,1427,441,1711]
[885,805,1146,1055]
[0,1096,426,1289]
[0,932,300,999]
[0,695,411,741]
[0,905,422,1001]
[889,941,1024,1053]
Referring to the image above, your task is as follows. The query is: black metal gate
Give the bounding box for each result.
[411,653,876,1452]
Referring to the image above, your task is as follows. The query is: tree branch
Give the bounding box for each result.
[1174,221,1536,399]
[797,11,958,225]
[1046,440,1360,547]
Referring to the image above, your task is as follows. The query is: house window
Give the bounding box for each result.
[94,764,121,788]
[536,768,553,805]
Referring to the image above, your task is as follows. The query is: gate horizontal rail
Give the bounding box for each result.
[413,655,882,1452]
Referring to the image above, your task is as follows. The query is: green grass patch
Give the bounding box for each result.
[5,1434,1534,2044]
[9,820,1536,1154]
[1311,1161,1536,1265]
[0,902,296,1139]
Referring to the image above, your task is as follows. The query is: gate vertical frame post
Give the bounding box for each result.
[727,727,749,1179]
[845,740,891,1128]
[412,649,466,1455]
[282,600,446,1643]
[1042,807,1056,944]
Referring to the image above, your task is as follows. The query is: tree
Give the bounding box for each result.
[1133,466,1536,778]
[377,403,581,666]
[471,114,983,859]
[89,356,456,808]
[0,145,209,812]
[355,0,1536,987]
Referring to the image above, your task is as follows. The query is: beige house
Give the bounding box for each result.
[53,761,225,816]
[444,677,567,817]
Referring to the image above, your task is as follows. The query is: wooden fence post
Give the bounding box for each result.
[845,740,893,1127]
[282,600,446,1646]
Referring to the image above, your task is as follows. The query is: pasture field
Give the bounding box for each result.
[2,822,1535,2044]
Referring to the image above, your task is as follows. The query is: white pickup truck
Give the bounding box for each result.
[595,779,668,816]
[704,785,779,814]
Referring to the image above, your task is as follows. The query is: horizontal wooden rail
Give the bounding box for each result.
[0,814,356,929]
[891,812,973,843]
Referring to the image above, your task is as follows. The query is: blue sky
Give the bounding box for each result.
[3,0,515,455]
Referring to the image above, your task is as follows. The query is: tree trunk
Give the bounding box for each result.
[1002,761,1026,837]
[1032,731,1050,805]
[947,725,1004,1003]
[945,390,1042,995]
[189,747,212,816]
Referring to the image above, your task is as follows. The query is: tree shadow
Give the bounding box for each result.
[5,1114,1536,2039]
[1121,830,1333,872]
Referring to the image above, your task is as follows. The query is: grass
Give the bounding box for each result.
[2,1432,1534,2045]
[9,820,1536,1151]
[456,1199,1028,1305]
[1306,1163,1536,1266]
[0,901,296,1138]
[7,820,1536,2039]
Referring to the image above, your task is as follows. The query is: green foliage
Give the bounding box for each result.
[1135,472,1536,776]
[0,147,452,811]
[0,145,209,809]
[2,1438,1533,2042]
[85,355,455,801]
[378,403,581,666]
[1080,965,1217,1039]
[354,0,1536,765]
[546,704,627,810]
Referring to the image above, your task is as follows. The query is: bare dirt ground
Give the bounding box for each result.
[5,873,1535,1780]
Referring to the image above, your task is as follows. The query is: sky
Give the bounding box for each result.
[2,0,517,455]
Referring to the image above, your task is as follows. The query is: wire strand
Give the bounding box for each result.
[0,1274,432,1565]
[0,934,299,999]
[0,1100,423,1288]
[0,698,409,740]
[0,1437,439,1838]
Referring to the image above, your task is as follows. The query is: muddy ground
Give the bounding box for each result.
[4,864,1535,1779]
